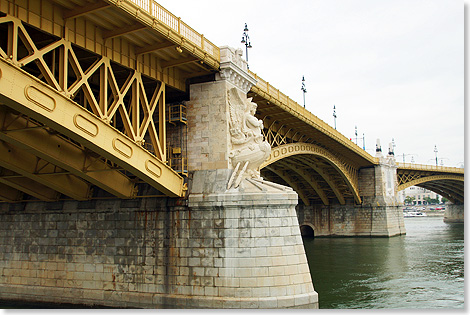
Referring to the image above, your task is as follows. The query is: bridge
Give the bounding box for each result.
[0,0,464,309]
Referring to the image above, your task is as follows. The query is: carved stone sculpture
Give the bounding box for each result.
[226,87,271,189]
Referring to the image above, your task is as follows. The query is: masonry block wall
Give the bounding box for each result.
[0,195,317,308]
[444,204,464,223]
[0,199,176,308]
[297,161,405,237]
[297,202,403,237]
[186,80,231,172]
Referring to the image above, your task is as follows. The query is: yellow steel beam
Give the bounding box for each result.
[301,159,346,205]
[135,42,175,55]
[0,182,23,202]
[0,141,91,200]
[0,58,184,197]
[397,174,464,191]
[0,109,137,199]
[266,166,310,206]
[161,56,199,69]
[103,23,147,39]
[63,1,111,20]
[261,143,362,204]
[397,162,464,174]
[250,71,378,166]
[278,160,329,206]
[421,182,463,204]
[0,168,59,201]
[104,0,220,68]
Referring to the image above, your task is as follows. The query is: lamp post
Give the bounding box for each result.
[434,145,438,166]
[301,76,307,108]
[333,105,337,129]
[397,153,417,163]
[241,23,252,64]
[355,126,358,145]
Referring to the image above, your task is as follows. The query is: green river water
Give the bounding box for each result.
[303,216,464,309]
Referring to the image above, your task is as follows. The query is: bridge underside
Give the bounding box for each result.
[261,155,357,206]
[397,167,464,204]
[412,180,463,204]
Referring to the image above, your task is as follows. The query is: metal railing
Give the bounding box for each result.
[249,70,379,164]
[397,163,464,174]
[127,0,219,60]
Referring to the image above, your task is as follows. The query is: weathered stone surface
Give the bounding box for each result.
[0,184,318,308]
[298,155,406,237]
[444,204,464,223]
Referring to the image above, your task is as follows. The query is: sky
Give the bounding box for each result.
[157,0,465,167]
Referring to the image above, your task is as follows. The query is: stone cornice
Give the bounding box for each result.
[216,46,257,93]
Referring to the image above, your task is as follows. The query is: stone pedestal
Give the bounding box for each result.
[186,176,318,308]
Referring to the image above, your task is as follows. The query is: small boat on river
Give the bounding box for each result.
[404,211,427,218]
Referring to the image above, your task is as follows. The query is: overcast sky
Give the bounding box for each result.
[158,0,464,167]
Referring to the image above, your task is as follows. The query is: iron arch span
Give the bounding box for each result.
[260,142,361,205]
[397,175,464,204]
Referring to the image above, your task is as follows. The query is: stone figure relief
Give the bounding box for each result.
[226,87,271,189]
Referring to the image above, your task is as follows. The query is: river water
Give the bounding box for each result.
[303,216,465,309]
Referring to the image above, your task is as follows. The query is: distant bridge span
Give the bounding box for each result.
[397,163,464,204]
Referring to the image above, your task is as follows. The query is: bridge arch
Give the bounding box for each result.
[260,143,361,205]
[300,223,315,237]
[397,175,464,204]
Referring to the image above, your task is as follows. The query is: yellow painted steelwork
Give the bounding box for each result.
[0,109,137,199]
[0,57,184,197]
[397,163,464,204]
[261,142,361,205]
[0,1,199,199]
[250,70,378,168]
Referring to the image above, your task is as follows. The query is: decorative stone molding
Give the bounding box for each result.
[226,87,271,189]
[216,46,257,93]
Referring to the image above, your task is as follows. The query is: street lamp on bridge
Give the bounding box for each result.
[301,76,307,108]
[434,145,438,166]
[241,23,252,65]
[333,105,337,129]
[396,153,418,163]
[354,126,358,145]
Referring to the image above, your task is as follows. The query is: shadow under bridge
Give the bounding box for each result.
[259,143,362,206]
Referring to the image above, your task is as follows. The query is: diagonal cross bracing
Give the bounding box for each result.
[0,58,184,197]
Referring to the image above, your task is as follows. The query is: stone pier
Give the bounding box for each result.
[444,203,464,223]
[297,142,405,237]
[185,46,318,307]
